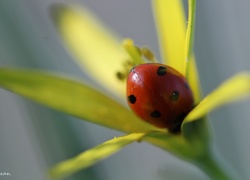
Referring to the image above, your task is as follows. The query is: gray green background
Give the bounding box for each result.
[0,1,250,180]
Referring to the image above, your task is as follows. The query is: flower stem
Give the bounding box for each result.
[184,0,196,75]
[194,149,238,179]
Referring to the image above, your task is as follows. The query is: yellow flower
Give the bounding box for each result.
[0,0,249,179]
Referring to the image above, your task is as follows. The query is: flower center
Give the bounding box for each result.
[116,39,157,81]
[116,60,134,81]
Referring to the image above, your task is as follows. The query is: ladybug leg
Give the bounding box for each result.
[168,112,187,134]
[169,125,181,134]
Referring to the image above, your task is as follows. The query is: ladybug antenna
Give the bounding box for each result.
[140,47,157,63]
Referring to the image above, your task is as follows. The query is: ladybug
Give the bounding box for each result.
[126,63,194,133]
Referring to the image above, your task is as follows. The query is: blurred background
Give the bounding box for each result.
[0,0,250,179]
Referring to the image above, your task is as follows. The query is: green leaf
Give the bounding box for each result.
[49,133,146,179]
[0,68,160,132]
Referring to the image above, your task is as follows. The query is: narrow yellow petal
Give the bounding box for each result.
[152,0,186,74]
[184,72,250,122]
[187,55,202,104]
[51,4,129,100]
[49,133,146,179]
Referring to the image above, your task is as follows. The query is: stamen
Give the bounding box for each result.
[122,39,145,64]
[116,71,126,81]
[141,47,156,62]
[134,45,142,56]
[116,60,134,81]
[118,38,158,81]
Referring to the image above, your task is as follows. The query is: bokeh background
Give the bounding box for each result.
[0,0,250,180]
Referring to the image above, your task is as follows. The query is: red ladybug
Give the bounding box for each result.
[126,63,194,133]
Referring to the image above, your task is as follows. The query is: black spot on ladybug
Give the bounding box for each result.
[157,66,167,76]
[150,110,161,118]
[128,95,136,104]
[171,90,179,101]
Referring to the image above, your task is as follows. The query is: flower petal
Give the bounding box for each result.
[152,0,186,73]
[51,4,129,99]
[0,68,159,132]
[184,72,250,122]
[187,55,202,104]
[49,133,146,179]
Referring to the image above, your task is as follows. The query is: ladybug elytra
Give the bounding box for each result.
[126,63,194,133]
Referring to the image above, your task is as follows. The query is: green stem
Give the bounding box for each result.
[194,149,237,180]
[184,0,196,75]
